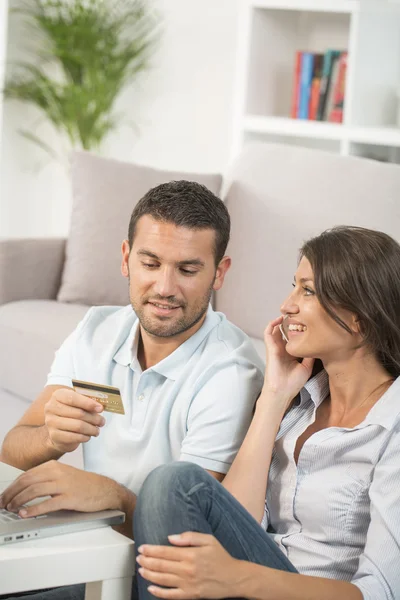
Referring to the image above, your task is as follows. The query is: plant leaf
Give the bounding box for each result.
[18,129,59,160]
[5,0,161,153]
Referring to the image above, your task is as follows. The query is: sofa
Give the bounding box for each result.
[1,142,400,464]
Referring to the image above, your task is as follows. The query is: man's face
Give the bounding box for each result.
[121,216,230,338]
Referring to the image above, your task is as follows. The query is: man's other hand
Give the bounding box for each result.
[0,461,122,517]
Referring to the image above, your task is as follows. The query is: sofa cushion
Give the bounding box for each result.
[217,142,400,340]
[58,152,223,306]
[0,388,31,443]
[0,388,83,468]
[0,300,89,402]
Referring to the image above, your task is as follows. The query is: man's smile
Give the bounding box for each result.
[146,301,183,316]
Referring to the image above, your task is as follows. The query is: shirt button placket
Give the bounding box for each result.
[131,375,149,432]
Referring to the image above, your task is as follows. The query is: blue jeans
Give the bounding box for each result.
[0,586,85,600]
[134,462,297,600]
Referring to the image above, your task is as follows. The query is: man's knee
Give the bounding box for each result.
[135,462,211,518]
[137,462,206,516]
[134,462,205,540]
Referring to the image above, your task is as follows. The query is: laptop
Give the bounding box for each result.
[0,461,125,545]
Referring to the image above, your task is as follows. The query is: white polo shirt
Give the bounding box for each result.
[46,305,264,493]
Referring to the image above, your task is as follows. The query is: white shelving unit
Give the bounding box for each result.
[232,0,400,163]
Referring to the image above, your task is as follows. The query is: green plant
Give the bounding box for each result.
[4,0,160,155]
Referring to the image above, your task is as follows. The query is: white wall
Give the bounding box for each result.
[0,0,240,238]
[0,0,9,227]
[0,0,8,136]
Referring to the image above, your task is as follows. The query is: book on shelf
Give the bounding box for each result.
[309,54,324,121]
[290,49,347,123]
[290,51,302,119]
[298,53,314,120]
[317,50,341,121]
[329,52,348,123]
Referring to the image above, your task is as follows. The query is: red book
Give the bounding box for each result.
[329,52,348,123]
[291,51,302,119]
[309,79,321,120]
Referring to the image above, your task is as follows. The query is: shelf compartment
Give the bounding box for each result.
[243,129,341,154]
[245,8,350,117]
[249,1,360,14]
[244,116,400,148]
[244,115,344,140]
[349,126,400,148]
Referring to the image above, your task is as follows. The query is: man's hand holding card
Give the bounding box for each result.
[0,381,133,523]
[44,381,124,455]
[44,385,106,454]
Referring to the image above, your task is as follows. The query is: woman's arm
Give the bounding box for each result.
[222,316,314,522]
[238,562,363,600]
[221,395,287,523]
[138,425,400,600]
[137,533,363,600]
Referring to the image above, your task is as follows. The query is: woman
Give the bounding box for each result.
[134,226,400,600]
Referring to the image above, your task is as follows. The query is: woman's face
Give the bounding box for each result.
[280,256,360,361]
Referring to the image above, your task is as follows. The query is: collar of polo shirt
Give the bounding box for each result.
[112,304,220,381]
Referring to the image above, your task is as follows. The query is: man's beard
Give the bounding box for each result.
[129,282,214,338]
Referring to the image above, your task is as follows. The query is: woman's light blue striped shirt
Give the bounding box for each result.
[263,370,400,599]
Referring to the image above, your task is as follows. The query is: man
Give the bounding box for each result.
[0,180,264,545]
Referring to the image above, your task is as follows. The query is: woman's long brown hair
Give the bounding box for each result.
[301,226,400,378]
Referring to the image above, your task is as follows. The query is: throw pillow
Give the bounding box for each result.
[58,151,223,306]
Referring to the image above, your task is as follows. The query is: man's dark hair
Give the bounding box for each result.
[301,226,400,378]
[128,180,230,265]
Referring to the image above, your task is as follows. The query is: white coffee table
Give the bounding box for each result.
[0,525,135,599]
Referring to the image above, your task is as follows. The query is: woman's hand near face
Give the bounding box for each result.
[262,316,315,412]
[220,317,315,523]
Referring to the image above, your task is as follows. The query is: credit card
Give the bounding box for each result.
[72,379,125,415]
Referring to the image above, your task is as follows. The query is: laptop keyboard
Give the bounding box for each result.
[0,508,22,523]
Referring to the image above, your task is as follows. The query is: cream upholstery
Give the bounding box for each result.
[1,143,400,442]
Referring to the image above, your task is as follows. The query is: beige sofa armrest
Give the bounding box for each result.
[0,238,66,304]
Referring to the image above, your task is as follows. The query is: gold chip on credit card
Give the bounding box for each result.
[72,379,125,415]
